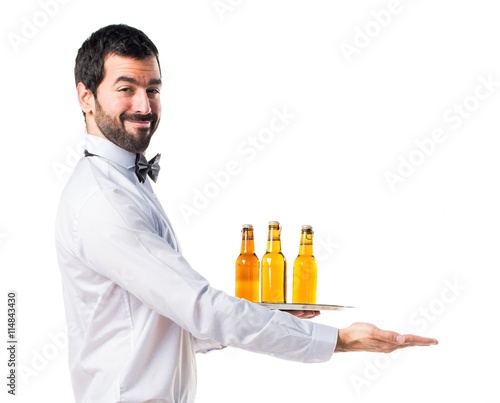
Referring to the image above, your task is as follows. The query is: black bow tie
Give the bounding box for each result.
[84,150,161,183]
[135,153,161,183]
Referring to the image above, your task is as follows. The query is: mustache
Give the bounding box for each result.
[120,113,157,123]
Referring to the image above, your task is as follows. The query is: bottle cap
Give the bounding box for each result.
[242,224,253,229]
[268,221,280,225]
[301,225,313,231]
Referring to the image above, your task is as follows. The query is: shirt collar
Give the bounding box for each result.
[85,135,136,170]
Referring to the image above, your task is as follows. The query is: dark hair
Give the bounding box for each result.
[74,24,160,95]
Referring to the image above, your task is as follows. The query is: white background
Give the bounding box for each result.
[1,0,499,402]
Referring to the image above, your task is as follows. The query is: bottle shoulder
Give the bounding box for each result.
[293,255,318,266]
[262,250,286,257]
[236,253,259,260]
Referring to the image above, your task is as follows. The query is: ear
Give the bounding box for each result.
[76,82,95,115]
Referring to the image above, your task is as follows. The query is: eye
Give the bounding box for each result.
[147,88,160,95]
[118,87,133,92]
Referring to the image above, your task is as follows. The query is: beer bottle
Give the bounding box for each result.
[261,221,287,303]
[292,225,318,304]
[235,224,260,302]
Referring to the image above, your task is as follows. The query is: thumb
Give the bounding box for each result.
[396,335,405,344]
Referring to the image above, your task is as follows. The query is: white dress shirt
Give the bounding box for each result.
[55,135,338,403]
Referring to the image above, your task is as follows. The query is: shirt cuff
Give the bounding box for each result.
[305,323,338,363]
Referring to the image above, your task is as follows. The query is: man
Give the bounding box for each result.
[55,24,437,403]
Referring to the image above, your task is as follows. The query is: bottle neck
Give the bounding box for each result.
[240,229,255,254]
[266,226,282,252]
[298,231,314,256]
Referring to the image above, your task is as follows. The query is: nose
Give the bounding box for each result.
[132,90,152,115]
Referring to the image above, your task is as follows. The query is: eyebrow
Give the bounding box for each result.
[114,76,162,86]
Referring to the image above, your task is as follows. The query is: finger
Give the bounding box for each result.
[372,328,405,345]
[377,331,437,347]
[302,311,319,319]
[282,310,319,319]
[282,310,305,317]
[400,334,439,346]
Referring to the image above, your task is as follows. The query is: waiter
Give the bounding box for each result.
[55,23,438,403]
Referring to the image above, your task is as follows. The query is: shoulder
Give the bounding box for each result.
[56,157,148,221]
[58,158,114,210]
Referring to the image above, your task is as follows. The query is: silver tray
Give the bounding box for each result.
[258,303,353,311]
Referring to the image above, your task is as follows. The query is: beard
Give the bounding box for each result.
[94,98,160,154]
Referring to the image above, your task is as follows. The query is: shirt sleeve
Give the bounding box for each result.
[74,186,338,363]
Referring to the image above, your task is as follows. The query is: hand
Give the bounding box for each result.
[283,310,321,319]
[334,322,438,353]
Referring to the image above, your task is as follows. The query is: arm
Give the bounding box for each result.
[72,187,337,362]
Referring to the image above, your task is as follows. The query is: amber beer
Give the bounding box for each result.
[261,221,287,303]
[235,224,260,302]
[292,225,318,304]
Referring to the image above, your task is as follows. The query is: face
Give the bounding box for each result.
[87,55,162,153]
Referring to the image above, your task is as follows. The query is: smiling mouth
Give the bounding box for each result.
[127,120,151,127]
[121,112,156,127]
